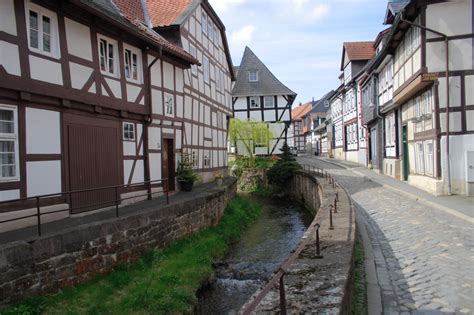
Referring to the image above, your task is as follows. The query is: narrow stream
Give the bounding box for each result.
[196,195,313,314]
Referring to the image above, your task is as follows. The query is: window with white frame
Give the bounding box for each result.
[213,25,219,45]
[124,46,141,83]
[248,70,258,82]
[207,19,213,40]
[0,106,19,181]
[384,112,396,157]
[192,150,198,168]
[164,93,174,116]
[98,35,118,77]
[424,141,433,176]
[250,96,260,108]
[27,3,59,58]
[123,122,135,141]
[415,141,424,174]
[216,67,221,91]
[203,56,210,83]
[264,96,274,108]
[202,13,207,35]
[204,151,210,167]
[189,44,197,75]
[422,89,432,116]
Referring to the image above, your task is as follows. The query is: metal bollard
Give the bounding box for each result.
[335,191,339,202]
[333,179,336,189]
[315,223,323,259]
[329,205,334,230]
[280,273,287,315]
[115,186,119,217]
[333,197,338,214]
[36,196,41,236]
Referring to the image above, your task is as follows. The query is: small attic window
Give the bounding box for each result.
[248,70,258,82]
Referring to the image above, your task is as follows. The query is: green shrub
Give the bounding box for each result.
[266,160,301,192]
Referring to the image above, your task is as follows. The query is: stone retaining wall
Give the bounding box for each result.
[0,179,237,307]
[242,170,356,314]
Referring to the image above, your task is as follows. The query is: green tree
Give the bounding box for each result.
[228,119,274,166]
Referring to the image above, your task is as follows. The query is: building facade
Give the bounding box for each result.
[231,47,296,155]
[0,0,234,227]
[290,102,311,153]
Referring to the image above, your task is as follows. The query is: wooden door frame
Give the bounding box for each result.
[162,136,175,191]
[402,124,409,181]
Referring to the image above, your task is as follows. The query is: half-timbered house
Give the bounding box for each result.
[0,0,234,230]
[289,102,311,154]
[231,46,296,155]
[146,0,235,181]
[378,0,474,195]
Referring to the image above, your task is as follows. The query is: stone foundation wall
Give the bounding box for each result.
[0,179,236,307]
[243,170,356,314]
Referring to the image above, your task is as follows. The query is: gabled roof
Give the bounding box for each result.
[146,0,196,27]
[291,103,312,121]
[384,0,410,24]
[232,47,297,99]
[341,41,375,70]
[111,0,147,25]
[75,0,197,65]
[310,91,336,114]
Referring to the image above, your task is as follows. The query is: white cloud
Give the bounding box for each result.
[308,4,330,20]
[231,25,256,49]
[209,0,246,14]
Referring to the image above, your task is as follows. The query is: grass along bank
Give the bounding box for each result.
[2,196,262,315]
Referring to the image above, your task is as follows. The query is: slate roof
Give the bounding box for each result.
[75,0,197,64]
[384,0,410,24]
[291,103,312,121]
[310,91,335,114]
[232,47,297,98]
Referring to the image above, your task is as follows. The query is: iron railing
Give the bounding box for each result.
[241,164,340,314]
[0,178,169,237]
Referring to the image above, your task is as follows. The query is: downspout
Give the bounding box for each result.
[400,14,451,195]
[144,46,162,199]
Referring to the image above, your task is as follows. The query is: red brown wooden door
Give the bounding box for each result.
[162,139,175,191]
[67,122,120,213]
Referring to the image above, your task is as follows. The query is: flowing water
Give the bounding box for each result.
[196,195,313,314]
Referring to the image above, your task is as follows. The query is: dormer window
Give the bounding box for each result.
[248,70,258,82]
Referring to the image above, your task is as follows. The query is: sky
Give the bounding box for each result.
[208,0,389,107]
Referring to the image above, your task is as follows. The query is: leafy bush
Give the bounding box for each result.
[176,153,199,182]
[229,156,276,178]
[266,160,301,192]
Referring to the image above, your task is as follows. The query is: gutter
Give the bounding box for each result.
[143,48,162,198]
[400,14,451,195]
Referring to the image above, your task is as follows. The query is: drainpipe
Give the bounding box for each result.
[400,14,451,195]
[144,46,162,199]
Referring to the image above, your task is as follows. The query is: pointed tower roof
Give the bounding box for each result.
[232,47,297,98]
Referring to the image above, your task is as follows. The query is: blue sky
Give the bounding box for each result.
[209,0,389,107]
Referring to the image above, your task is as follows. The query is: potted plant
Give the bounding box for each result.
[215,174,224,186]
[176,153,199,192]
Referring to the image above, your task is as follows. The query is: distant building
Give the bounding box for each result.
[231,47,296,155]
[289,103,312,153]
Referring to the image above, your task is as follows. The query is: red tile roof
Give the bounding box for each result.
[146,0,193,27]
[344,41,375,61]
[291,103,312,121]
[112,0,146,24]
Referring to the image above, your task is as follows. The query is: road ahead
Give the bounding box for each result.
[298,156,474,315]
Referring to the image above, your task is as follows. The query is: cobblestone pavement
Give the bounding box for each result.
[298,156,474,315]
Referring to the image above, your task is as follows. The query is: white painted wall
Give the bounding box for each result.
[104,77,122,99]
[69,62,93,90]
[27,161,61,197]
[26,108,61,154]
[0,41,21,76]
[64,18,92,61]
[426,1,472,38]
[0,0,17,36]
[123,160,144,184]
[0,189,20,202]
[149,153,162,181]
[29,55,63,85]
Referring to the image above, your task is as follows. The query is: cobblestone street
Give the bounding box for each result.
[298,156,474,315]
